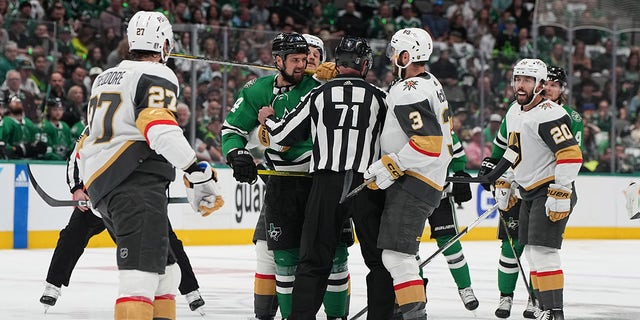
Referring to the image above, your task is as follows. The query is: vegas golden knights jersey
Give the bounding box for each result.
[381,72,453,206]
[503,99,582,192]
[79,60,196,205]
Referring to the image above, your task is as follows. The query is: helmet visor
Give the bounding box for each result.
[385,44,397,59]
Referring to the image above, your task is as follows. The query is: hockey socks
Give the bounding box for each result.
[153,294,176,320]
[273,248,298,319]
[254,241,278,318]
[498,238,525,295]
[436,235,471,289]
[383,250,427,320]
[323,244,350,318]
[115,296,153,320]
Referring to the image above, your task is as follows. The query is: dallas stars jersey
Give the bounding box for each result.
[42,120,74,160]
[381,72,453,206]
[79,60,196,205]
[501,99,582,192]
[1,116,40,148]
[449,132,466,173]
[222,74,319,171]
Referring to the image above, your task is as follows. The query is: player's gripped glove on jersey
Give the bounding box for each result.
[315,62,337,81]
[451,171,472,204]
[364,153,405,190]
[478,157,499,192]
[545,183,571,222]
[227,148,258,184]
[183,161,224,217]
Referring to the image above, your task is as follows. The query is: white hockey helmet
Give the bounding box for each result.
[512,58,547,88]
[387,28,433,64]
[127,11,174,63]
[303,34,325,63]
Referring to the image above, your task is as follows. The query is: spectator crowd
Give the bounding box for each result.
[0,0,639,173]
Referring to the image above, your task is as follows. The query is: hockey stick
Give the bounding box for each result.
[256,169,310,178]
[498,210,537,305]
[341,145,520,204]
[27,165,188,207]
[169,53,315,75]
[444,145,519,184]
[349,202,500,320]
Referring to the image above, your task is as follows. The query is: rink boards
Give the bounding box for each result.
[0,162,638,249]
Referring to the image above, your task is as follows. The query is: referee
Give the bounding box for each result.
[258,36,394,319]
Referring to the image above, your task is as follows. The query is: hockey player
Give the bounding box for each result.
[39,141,208,315]
[430,133,479,311]
[483,64,583,319]
[222,32,350,320]
[245,33,345,320]
[258,35,394,320]
[363,28,453,320]
[492,59,582,320]
[77,11,223,320]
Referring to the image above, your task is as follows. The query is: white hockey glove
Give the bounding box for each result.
[183,161,224,217]
[363,154,405,190]
[493,172,517,211]
[545,183,571,222]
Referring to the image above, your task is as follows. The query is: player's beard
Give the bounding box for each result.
[281,68,304,85]
[516,90,534,105]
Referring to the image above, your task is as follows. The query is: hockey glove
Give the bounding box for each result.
[183,161,224,217]
[451,171,472,204]
[227,148,258,184]
[315,62,337,81]
[363,154,405,190]
[12,143,27,158]
[478,157,499,191]
[493,173,517,211]
[545,183,571,222]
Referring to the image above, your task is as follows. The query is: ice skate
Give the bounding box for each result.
[457,287,479,310]
[494,295,513,318]
[39,283,61,313]
[185,290,206,316]
[536,309,564,320]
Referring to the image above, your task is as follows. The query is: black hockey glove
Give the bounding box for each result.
[12,143,27,158]
[451,171,472,204]
[227,148,258,184]
[478,157,499,191]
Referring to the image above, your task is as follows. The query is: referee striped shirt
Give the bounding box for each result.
[264,75,387,173]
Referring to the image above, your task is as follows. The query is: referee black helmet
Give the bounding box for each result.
[335,36,373,78]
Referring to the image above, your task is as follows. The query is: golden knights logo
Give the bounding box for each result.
[403,80,418,91]
[539,101,553,110]
[268,223,282,241]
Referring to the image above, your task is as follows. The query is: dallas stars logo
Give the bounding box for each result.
[268,223,282,241]
[403,80,418,91]
[506,217,519,231]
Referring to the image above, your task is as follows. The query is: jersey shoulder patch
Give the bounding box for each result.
[565,106,582,122]
[242,78,257,89]
[537,101,554,110]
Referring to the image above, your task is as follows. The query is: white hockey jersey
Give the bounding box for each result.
[79,60,196,205]
[503,99,582,192]
[381,72,453,206]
